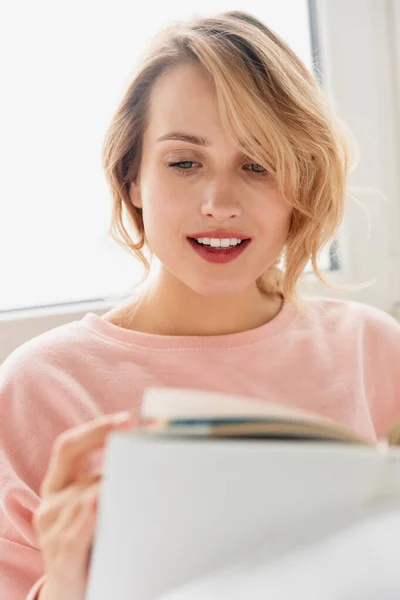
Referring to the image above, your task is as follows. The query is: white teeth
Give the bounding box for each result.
[194,237,245,248]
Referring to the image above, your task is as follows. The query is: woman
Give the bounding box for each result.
[1,11,399,600]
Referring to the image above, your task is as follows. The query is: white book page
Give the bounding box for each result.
[158,509,400,600]
[86,436,400,600]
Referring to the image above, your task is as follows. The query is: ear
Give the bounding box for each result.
[129,181,142,209]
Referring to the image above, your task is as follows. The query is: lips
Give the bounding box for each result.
[187,237,251,264]
[188,229,251,240]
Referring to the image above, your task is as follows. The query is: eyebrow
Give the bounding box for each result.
[156,132,211,146]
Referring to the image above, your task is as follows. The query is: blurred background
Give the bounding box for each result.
[1,0,400,362]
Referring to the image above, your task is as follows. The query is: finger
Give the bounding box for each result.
[40,412,134,498]
[57,487,99,557]
[44,486,98,569]
[34,474,101,536]
[65,490,98,552]
[76,462,103,482]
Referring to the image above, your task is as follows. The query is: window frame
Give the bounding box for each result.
[302,0,400,313]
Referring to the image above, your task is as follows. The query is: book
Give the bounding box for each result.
[139,386,400,446]
[86,387,400,600]
[150,509,400,600]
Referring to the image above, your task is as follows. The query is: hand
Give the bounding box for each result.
[33,411,134,600]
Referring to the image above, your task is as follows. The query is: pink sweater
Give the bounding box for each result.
[1,296,400,599]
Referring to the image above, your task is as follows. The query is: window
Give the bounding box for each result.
[0,1,313,312]
[302,0,400,313]
[2,1,399,316]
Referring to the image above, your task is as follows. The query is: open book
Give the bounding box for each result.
[140,387,400,446]
[86,387,400,600]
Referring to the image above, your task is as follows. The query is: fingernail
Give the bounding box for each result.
[113,411,132,424]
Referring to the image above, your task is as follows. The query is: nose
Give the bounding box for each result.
[200,177,242,221]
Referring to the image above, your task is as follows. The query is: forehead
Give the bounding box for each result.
[146,62,221,138]
[142,62,262,157]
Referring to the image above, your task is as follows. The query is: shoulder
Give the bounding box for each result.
[299,296,400,339]
[0,318,88,388]
[295,297,400,439]
[0,316,103,439]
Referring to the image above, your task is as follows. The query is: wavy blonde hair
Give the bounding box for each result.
[102,10,358,310]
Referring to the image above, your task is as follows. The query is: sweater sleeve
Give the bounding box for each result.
[0,342,54,600]
[360,304,400,440]
[0,336,88,600]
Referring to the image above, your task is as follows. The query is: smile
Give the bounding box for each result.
[192,237,246,249]
[187,236,251,264]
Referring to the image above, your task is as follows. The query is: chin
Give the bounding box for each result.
[186,276,253,297]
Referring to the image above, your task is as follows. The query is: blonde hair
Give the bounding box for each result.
[102,10,358,310]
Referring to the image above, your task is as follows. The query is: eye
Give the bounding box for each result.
[167,161,200,175]
[244,163,269,176]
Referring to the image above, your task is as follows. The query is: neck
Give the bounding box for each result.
[119,266,284,337]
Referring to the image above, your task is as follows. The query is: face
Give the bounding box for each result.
[129,62,293,296]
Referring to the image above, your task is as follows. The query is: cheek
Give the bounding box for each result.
[255,193,293,237]
[140,182,187,248]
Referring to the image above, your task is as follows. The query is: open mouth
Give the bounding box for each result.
[188,237,250,250]
[187,236,251,264]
